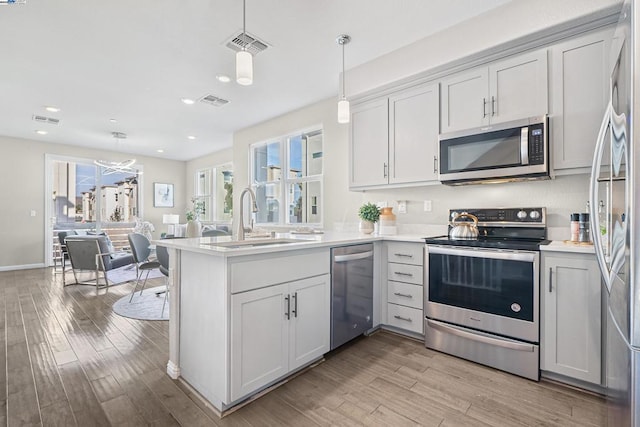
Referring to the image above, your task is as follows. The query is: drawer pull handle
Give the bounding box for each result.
[394,253,413,258]
[393,292,413,298]
[393,315,412,322]
[394,272,413,277]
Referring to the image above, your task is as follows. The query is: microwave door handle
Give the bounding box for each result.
[590,102,613,292]
[520,127,529,165]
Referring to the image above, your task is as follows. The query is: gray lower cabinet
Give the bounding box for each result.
[541,252,602,385]
[230,274,330,402]
[550,26,613,172]
[385,242,424,335]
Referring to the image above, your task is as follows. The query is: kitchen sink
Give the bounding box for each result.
[202,238,307,249]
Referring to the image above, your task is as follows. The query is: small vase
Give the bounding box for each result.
[359,220,374,234]
[186,219,202,238]
[379,207,397,235]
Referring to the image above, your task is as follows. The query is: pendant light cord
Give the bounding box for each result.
[341,41,346,99]
[243,0,246,51]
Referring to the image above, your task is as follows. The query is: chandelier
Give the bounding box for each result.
[94,159,139,175]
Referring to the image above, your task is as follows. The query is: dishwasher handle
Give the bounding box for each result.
[333,251,373,263]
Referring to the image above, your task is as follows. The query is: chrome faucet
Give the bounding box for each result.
[236,186,258,240]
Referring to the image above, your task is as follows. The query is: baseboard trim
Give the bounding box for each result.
[0,263,46,272]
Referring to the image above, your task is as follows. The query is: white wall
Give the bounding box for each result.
[346,0,621,97]
[0,135,186,269]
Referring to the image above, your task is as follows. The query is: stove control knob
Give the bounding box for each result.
[517,210,528,220]
[451,211,459,219]
[530,210,541,220]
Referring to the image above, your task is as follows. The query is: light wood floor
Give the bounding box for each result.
[0,267,606,426]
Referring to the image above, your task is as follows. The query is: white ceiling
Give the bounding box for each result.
[0,0,511,161]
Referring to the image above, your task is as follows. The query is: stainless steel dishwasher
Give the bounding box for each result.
[330,243,374,350]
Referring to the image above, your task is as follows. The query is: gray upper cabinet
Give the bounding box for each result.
[350,98,389,188]
[350,83,439,189]
[441,50,548,133]
[389,83,439,184]
[550,27,612,172]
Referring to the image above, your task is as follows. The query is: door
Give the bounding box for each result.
[289,274,330,371]
[440,67,489,132]
[389,83,440,184]
[489,50,548,124]
[230,283,289,401]
[349,98,389,188]
[542,255,601,384]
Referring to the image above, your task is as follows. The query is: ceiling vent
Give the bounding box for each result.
[226,32,269,56]
[111,131,127,139]
[32,115,60,125]
[199,94,230,107]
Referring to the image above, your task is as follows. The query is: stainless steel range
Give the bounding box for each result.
[424,207,548,381]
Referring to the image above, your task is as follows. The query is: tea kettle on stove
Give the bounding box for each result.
[449,212,479,239]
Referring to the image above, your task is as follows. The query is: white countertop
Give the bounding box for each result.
[540,240,596,254]
[153,231,428,257]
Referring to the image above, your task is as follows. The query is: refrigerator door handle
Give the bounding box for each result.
[589,101,613,292]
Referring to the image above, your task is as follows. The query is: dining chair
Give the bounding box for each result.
[127,233,161,302]
[155,244,170,316]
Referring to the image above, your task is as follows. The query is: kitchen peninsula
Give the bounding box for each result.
[155,232,401,413]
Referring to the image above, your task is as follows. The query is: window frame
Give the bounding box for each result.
[249,126,323,228]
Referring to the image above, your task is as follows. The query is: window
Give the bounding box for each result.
[250,128,323,226]
[194,163,233,222]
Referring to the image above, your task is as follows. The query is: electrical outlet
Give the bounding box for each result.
[424,200,432,212]
[30,210,36,217]
[397,201,407,214]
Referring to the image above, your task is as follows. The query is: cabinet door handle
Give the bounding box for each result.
[548,267,553,293]
[491,96,496,116]
[482,98,487,118]
[433,156,438,173]
[284,294,290,319]
[394,315,412,322]
[292,292,298,318]
[394,271,413,277]
[383,163,388,178]
[394,253,413,258]
[393,292,413,298]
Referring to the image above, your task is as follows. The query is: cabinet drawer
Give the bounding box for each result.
[388,263,423,285]
[387,281,423,309]
[387,303,423,334]
[387,242,423,266]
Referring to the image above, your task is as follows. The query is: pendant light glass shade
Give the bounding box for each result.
[336,34,351,124]
[236,50,253,86]
[337,98,350,124]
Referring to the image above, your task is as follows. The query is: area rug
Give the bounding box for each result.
[112,286,169,321]
[70,264,164,286]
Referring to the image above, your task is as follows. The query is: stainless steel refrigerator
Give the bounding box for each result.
[589,0,640,424]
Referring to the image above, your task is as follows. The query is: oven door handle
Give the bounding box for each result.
[426,319,536,352]
[426,245,536,262]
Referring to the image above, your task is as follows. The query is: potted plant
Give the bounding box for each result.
[186,198,205,238]
[358,202,380,234]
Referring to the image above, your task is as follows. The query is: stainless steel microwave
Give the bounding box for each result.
[438,115,549,185]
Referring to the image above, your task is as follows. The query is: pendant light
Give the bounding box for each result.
[336,34,351,124]
[236,0,253,85]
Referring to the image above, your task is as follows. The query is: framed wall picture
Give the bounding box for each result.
[154,183,174,207]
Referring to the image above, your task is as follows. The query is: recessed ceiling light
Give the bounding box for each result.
[109,118,117,123]
[45,106,60,113]
[35,130,48,135]
[187,135,196,140]
[181,98,195,105]
[216,74,231,83]
[157,149,164,153]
